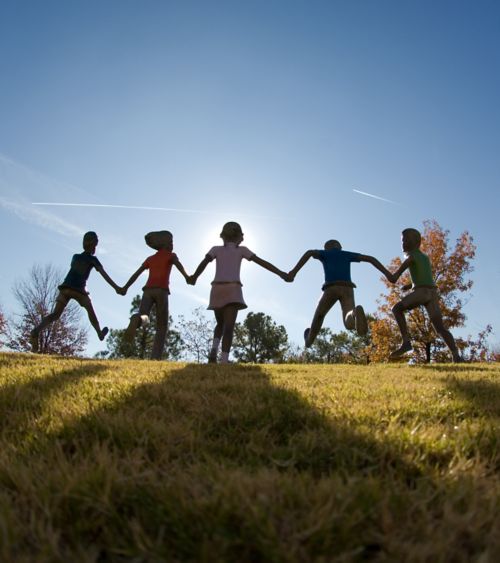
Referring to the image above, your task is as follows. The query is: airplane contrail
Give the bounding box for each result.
[352,189,400,205]
[31,202,288,220]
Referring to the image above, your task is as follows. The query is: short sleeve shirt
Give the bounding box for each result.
[143,249,176,289]
[207,243,255,283]
[318,248,361,286]
[61,252,102,292]
[408,249,435,287]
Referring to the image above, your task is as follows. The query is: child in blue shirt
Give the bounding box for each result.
[289,239,390,347]
[30,231,121,352]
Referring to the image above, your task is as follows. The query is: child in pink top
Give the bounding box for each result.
[120,230,189,360]
[189,222,289,364]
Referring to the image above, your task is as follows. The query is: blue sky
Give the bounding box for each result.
[1,0,499,356]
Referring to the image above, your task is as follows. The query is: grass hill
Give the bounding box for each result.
[0,353,499,561]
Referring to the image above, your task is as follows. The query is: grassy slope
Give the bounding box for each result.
[0,352,499,562]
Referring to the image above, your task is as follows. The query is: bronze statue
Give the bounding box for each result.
[30,231,120,352]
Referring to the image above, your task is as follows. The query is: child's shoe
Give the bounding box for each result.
[390,341,413,359]
[304,328,311,348]
[354,305,368,336]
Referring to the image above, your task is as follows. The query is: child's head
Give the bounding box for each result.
[83,231,98,254]
[220,222,243,244]
[324,239,342,251]
[401,228,421,252]
[145,230,173,251]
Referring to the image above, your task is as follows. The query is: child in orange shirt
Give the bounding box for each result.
[120,230,189,359]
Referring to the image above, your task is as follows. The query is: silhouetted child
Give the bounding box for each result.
[288,239,391,347]
[189,221,289,364]
[385,228,462,362]
[30,231,120,352]
[119,230,189,360]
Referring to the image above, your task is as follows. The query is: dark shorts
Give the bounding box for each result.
[56,286,92,308]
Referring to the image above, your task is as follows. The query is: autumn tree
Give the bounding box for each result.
[102,295,183,360]
[177,306,215,362]
[370,220,488,363]
[9,264,87,355]
[233,312,289,363]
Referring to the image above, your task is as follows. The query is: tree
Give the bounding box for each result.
[232,312,289,363]
[304,326,371,364]
[370,220,489,363]
[177,306,215,362]
[8,264,87,355]
[102,295,183,360]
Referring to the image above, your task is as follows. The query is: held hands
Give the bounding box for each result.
[116,287,127,296]
[401,283,412,291]
[279,271,294,282]
[187,275,197,286]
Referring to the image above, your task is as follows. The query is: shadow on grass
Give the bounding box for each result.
[445,377,500,419]
[4,360,498,560]
[53,363,421,480]
[23,363,427,560]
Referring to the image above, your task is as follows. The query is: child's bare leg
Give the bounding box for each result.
[125,292,153,343]
[390,291,422,359]
[151,292,168,360]
[426,303,461,362]
[30,300,67,352]
[339,288,368,335]
[305,289,337,347]
[209,310,225,362]
[83,301,108,340]
[220,305,239,363]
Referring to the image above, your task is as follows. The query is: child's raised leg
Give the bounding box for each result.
[339,287,367,336]
[82,300,108,341]
[124,292,154,343]
[390,291,423,358]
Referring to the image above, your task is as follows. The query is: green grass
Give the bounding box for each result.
[0,353,499,562]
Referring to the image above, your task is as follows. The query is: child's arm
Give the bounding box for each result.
[120,265,147,294]
[189,255,212,285]
[250,255,290,281]
[95,265,122,293]
[287,250,319,280]
[385,257,413,284]
[172,255,190,283]
[358,255,394,279]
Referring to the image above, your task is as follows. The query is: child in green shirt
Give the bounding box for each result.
[386,228,462,362]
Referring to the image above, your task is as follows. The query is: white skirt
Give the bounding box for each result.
[208,282,247,310]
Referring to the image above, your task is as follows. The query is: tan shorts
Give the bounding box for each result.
[208,282,247,310]
[56,286,92,308]
[315,284,355,327]
[398,287,441,318]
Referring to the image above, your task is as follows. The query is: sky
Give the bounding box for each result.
[1,0,499,357]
